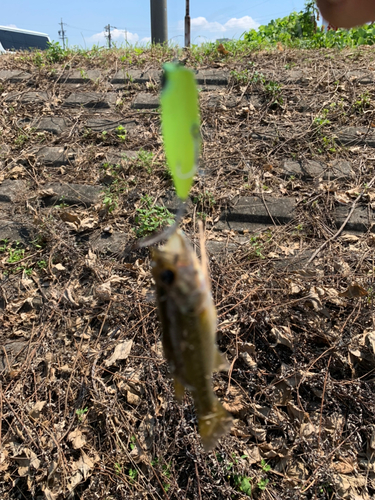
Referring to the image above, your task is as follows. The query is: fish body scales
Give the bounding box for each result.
[151,230,232,450]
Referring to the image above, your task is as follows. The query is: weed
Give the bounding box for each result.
[136,149,154,174]
[102,191,119,214]
[128,468,138,483]
[260,459,271,472]
[75,407,88,422]
[114,463,122,475]
[258,477,270,491]
[313,108,331,127]
[135,195,174,237]
[116,125,127,142]
[192,190,216,209]
[230,69,252,85]
[14,133,30,148]
[0,239,9,252]
[37,260,47,269]
[354,91,371,113]
[129,435,136,451]
[249,236,265,259]
[7,246,25,264]
[264,80,284,106]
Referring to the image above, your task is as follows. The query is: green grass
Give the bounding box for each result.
[135,195,174,237]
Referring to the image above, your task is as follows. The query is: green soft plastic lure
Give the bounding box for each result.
[160,63,200,200]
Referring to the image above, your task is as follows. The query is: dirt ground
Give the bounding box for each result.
[0,46,375,499]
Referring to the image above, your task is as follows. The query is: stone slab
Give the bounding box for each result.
[206,237,249,260]
[218,196,296,228]
[250,128,280,143]
[0,340,28,371]
[282,159,353,180]
[42,183,102,207]
[5,91,48,104]
[35,147,72,167]
[0,220,32,244]
[335,127,375,148]
[63,92,117,108]
[194,70,229,85]
[85,117,137,132]
[335,205,375,232]
[0,180,26,202]
[131,93,159,109]
[346,70,374,84]
[111,69,162,84]
[57,70,102,84]
[0,70,32,82]
[281,70,312,85]
[34,117,68,135]
[89,231,129,254]
[103,150,138,166]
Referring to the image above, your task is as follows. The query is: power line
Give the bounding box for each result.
[58,18,67,49]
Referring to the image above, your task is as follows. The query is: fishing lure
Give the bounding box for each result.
[160,63,200,201]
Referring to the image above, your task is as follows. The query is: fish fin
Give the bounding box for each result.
[173,378,185,402]
[198,398,233,451]
[213,348,229,372]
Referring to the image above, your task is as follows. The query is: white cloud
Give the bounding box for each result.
[90,28,140,45]
[178,15,259,35]
[6,24,18,28]
[224,16,259,31]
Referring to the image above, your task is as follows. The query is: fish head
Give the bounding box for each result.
[151,230,205,311]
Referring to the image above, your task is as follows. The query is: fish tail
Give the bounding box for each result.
[198,398,232,451]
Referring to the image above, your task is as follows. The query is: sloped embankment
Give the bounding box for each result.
[0,48,374,499]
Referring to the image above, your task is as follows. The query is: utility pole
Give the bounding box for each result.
[104,24,112,48]
[150,0,168,45]
[185,0,190,47]
[58,18,67,49]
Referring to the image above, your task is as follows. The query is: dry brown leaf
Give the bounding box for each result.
[332,459,354,474]
[29,401,46,421]
[68,429,87,449]
[270,326,293,349]
[242,445,261,465]
[339,283,368,298]
[287,402,307,423]
[222,386,246,414]
[60,212,80,223]
[85,249,97,268]
[94,281,112,301]
[334,191,351,204]
[105,340,133,367]
[217,43,229,56]
[71,451,94,480]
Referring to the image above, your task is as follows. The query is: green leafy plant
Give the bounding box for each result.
[76,407,88,422]
[354,91,371,113]
[116,125,127,142]
[128,468,138,483]
[136,149,154,174]
[0,239,9,252]
[249,236,265,259]
[7,246,25,264]
[129,435,136,451]
[135,195,175,237]
[244,0,375,49]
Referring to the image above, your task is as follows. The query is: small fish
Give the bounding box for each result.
[151,229,232,451]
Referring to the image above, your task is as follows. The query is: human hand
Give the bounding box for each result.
[317,0,375,29]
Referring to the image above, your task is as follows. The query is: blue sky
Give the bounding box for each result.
[2,0,307,48]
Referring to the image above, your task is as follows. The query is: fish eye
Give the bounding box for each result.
[160,269,175,285]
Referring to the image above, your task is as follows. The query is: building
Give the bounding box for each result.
[0,26,50,52]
